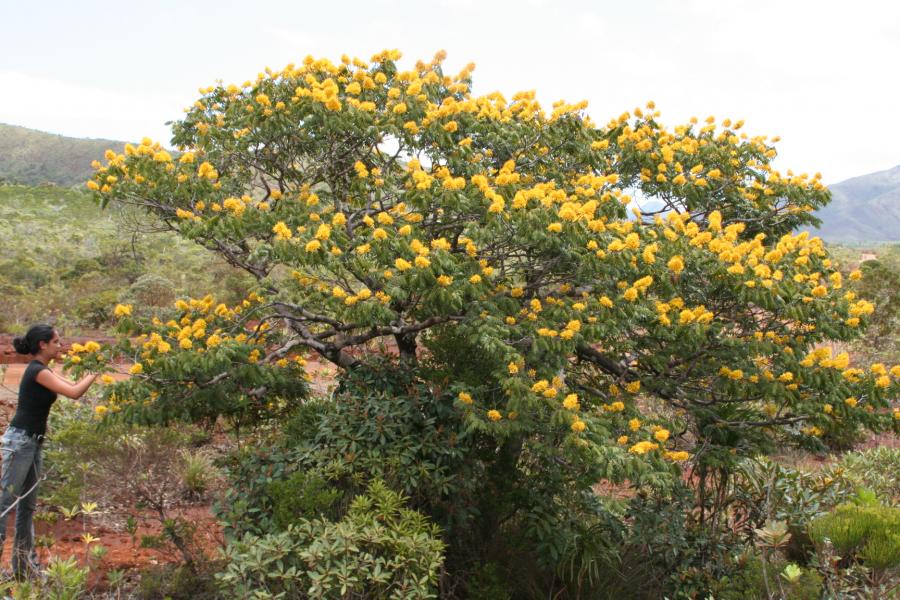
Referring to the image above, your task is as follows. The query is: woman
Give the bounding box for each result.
[2,325,97,578]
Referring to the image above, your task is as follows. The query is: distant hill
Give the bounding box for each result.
[813,165,900,244]
[0,123,128,187]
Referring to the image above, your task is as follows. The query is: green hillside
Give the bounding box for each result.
[0,184,252,334]
[0,123,130,187]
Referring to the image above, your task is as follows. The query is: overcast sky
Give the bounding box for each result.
[2,0,898,184]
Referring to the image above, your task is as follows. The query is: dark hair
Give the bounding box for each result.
[12,325,56,355]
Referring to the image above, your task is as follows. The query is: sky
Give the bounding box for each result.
[1,0,898,184]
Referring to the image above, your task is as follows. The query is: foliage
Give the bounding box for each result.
[730,457,853,552]
[137,563,220,600]
[826,447,900,506]
[267,469,341,530]
[216,480,445,599]
[808,501,900,571]
[179,448,219,500]
[710,553,822,600]
[2,556,89,600]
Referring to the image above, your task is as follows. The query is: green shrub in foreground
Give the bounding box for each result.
[216,480,445,600]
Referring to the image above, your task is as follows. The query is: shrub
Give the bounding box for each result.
[138,563,220,600]
[828,447,900,506]
[216,480,445,599]
[179,448,219,500]
[267,469,341,529]
[808,503,900,571]
[711,553,822,600]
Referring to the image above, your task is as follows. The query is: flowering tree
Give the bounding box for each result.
[82,48,898,591]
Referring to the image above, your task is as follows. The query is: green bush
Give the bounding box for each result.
[828,447,900,506]
[215,443,301,539]
[808,502,900,572]
[711,553,822,600]
[137,563,219,600]
[216,480,445,599]
[268,469,341,529]
[179,449,219,500]
[3,556,89,600]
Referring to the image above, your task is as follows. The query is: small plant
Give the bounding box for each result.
[179,449,218,500]
[125,515,139,546]
[14,555,89,600]
[107,569,126,599]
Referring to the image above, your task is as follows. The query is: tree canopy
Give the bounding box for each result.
[83,49,898,465]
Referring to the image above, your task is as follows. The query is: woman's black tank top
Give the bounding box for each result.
[11,360,58,435]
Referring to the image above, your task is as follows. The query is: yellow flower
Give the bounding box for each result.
[629,441,659,455]
[305,240,322,252]
[875,375,890,388]
[570,419,586,433]
[114,304,133,318]
[414,256,431,268]
[665,451,690,462]
[667,255,685,274]
[848,269,862,280]
[508,362,519,374]
[272,222,293,240]
[653,429,670,443]
[562,394,580,411]
[629,418,641,431]
[625,381,641,394]
[315,224,332,240]
[617,435,629,445]
[823,404,833,414]
[487,409,502,422]
[469,274,482,284]
[395,258,412,271]
[129,363,143,375]
[844,397,858,407]
[437,275,453,287]
[458,392,473,405]
[100,374,115,385]
[94,405,108,417]
[547,222,563,233]
[179,338,193,350]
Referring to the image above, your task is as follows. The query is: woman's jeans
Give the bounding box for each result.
[0,426,42,575]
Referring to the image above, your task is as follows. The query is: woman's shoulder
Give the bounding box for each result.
[24,360,49,377]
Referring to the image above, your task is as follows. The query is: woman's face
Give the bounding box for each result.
[42,331,62,359]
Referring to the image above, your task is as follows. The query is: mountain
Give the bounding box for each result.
[813,165,900,244]
[0,123,128,187]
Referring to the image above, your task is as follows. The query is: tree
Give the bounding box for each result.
[80,49,899,594]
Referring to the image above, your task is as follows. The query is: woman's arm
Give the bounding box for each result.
[35,369,98,400]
